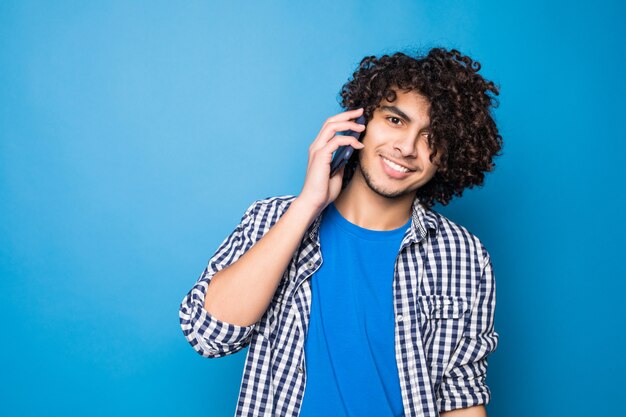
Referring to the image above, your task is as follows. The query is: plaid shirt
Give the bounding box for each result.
[179,195,498,417]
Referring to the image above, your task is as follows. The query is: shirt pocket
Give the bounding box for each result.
[416,294,470,387]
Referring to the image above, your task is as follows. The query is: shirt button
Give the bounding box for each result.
[397,314,404,322]
[297,365,304,373]
[306,261,314,268]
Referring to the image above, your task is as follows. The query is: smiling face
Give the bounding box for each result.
[354,88,441,199]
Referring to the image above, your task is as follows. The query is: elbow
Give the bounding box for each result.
[179,297,255,359]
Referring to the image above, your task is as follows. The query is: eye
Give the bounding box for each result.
[386,116,404,126]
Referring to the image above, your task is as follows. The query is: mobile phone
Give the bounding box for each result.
[329,114,366,177]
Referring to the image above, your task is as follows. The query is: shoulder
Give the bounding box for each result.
[237,195,299,234]
[428,208,491,269]
[243,194,297,218]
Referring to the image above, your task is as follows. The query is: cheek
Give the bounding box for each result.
[421,143,442,167]
[361,125,385,145]
[422,154,440,177]
[426,165,438,179]
[425,155,438,169]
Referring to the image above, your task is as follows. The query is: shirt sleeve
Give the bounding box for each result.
[178,200,260,359]
[436,244,499,412]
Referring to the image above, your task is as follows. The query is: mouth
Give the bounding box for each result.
[380,156,414,179]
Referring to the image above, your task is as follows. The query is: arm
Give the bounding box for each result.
[437,245,499,413]
[202,197,319,327]
[178,197,320,358]
[179,107,366,358]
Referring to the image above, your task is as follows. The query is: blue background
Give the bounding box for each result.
[1,1,624,416]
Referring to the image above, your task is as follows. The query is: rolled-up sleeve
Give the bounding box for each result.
[437,245,499,412]
[179,200,260,358]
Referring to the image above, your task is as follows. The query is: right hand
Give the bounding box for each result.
[298,107,366,213]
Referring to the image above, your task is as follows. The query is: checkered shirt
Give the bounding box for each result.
[179,194,499,417]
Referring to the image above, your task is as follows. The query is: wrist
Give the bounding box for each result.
[291,195,325,223]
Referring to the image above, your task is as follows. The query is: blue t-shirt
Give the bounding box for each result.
[299,202,411,417]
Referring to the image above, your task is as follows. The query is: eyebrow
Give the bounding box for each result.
[380,105,413,122]
[380,105,431,131]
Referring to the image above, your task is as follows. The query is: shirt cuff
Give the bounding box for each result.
[179,269,256,358]
[436,358,491,412]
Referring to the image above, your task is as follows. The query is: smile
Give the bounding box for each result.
[381,156,411,173]
[380,156,413,179]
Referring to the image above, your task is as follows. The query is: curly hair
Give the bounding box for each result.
[338,47,503,209]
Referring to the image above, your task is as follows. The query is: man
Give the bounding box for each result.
[179,47,502,417]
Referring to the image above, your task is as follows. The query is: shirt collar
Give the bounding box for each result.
[306,194,439,244]
[410,194,439,242]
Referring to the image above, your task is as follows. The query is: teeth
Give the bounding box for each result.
[382,157,409,173]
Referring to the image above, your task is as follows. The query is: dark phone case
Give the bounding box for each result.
[329,114,366,177]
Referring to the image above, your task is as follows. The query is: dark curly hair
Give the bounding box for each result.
[338,47,503,209]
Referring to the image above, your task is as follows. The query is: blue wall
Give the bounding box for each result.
[1,1,624,416]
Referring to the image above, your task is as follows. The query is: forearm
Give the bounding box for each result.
[203,197,320,327]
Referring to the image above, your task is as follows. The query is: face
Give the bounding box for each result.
[355,88,441,199]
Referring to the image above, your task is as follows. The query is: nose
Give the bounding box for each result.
[392,132,419,158]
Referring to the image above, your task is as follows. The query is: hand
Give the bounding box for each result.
[298,107,366,213]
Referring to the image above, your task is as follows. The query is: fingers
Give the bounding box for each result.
[325,107,364,125]
[300,109,365,209]
[306,134,363,173]
[310,114,366,153]
[323,134,365,154]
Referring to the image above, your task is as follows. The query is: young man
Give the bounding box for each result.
[179,47,503,417]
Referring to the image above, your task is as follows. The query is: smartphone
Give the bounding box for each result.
[329,114,367,177]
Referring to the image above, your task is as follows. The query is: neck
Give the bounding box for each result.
[333,168,415,231]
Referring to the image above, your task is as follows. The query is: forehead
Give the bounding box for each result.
[383,88,430,109]
[376,89,431,123]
